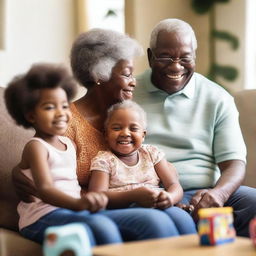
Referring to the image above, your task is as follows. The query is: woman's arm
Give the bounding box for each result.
[154,159,183,209]
[12,165,38,202]
[88,170,159,208]
[24,141,107,212]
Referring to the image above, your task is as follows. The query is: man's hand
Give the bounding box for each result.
[155,191,174,209]
[80,192,108,212]
[190,188,226,221]
[12,166,37,202]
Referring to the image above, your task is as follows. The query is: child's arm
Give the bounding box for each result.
[88,170,159,209]
[23,141,107,212]
[154,159,183,209]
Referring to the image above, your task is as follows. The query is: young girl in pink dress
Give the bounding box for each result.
[89,100,197,234]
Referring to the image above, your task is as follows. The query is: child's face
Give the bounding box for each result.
[27,87,71,137]
[105,108,146,157]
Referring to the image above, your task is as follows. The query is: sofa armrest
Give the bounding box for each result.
[0,228,42,256]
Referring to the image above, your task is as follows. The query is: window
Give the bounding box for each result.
[0,0,6,49]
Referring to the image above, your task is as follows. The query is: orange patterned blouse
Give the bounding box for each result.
[65,103,107,190]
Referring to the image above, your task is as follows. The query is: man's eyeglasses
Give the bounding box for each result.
[151,52,195,65]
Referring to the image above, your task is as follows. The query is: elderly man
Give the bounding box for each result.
[134,18,256,237]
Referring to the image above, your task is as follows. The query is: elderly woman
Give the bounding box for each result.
[13,28,195,242]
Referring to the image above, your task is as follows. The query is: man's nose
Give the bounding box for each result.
[167,61,184,71]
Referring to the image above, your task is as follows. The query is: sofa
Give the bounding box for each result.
[234,89,256,188]
[0,86,255,255]
[0,87,42,255]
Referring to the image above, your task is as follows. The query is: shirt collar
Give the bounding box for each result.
[144,69,195,99]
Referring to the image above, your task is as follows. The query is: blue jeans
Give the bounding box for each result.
[101,207,196,241]
[20,208,122,246]
[163,206,197,234]
[181,186,256,237]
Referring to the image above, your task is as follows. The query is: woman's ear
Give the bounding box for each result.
[103,128,108,141]
[142,130,147,141]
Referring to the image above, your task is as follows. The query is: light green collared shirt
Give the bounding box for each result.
[134,69,246,190]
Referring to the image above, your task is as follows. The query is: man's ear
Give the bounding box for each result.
[25,111,35,124]
[147,48,153,67]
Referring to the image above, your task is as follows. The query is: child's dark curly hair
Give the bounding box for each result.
[4,63,77,129]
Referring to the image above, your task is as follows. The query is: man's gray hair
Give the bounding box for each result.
[150,19,197,51]
[105,100,147,129]
[71,28,143,88]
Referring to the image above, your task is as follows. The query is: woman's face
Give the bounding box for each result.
[101,59,136,103]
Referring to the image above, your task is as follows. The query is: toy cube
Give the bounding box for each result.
[249,217,256,246]
[198,207,236,246]
[43,223,92,256]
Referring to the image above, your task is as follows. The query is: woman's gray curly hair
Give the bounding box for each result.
[105,100,147,130]
[150,19,197,52]
[70,28,143,88]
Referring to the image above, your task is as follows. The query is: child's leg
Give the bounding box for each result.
[20,209,95,245]
[163,206,197,234]
[20,208,122,245]
[101,208,179,241]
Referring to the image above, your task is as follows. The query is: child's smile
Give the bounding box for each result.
[105,108,146,159]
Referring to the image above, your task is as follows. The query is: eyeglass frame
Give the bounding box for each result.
[150,51,195,65]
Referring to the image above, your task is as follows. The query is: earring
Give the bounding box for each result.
[96,81,101,85]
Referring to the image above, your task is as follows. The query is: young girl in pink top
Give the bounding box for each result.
[4,63,122,245]
[89,100,196,234]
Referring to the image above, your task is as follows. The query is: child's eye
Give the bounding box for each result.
[44,105,54,110]
[63,104,69,109]
[131,127,139,132]
[112,127,121,131]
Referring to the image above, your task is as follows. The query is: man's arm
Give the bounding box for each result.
[190,159,245,215]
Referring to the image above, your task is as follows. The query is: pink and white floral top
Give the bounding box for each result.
[90,144,165,192]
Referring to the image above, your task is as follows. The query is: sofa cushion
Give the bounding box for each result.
[234,89,256,188]
[0,87,34,230]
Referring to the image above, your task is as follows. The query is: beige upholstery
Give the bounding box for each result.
[234,90,256,188]
[0,87,42,255]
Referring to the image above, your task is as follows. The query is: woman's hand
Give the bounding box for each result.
[176,203,194,214]
[80,192,108,212]
[12,166,38,202]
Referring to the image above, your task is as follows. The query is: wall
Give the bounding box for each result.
[0,0,76,86]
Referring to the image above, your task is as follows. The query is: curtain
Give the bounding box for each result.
[75,0,89,35]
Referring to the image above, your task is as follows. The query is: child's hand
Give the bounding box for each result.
[154,191,174,209]
[80,192,108,212]
[132,187,159,208]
